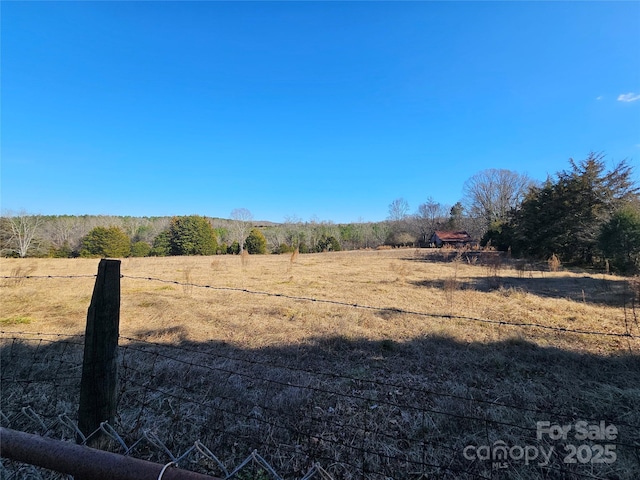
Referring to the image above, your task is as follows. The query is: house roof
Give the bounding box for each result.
[433,230,473,242]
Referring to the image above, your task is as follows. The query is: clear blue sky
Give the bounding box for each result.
[2,1,639,223]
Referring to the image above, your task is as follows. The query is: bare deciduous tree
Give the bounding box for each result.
[462,169,533,229]
[387,198,410,222]
[42,215,87,252]
[386,198,412,246]
[415,198,449,245]
[2,211,43,257]
[230,208,253,252]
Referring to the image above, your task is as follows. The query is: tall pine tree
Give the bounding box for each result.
[499,153,639,265]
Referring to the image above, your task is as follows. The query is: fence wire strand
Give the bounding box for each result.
[2,270,640,479]
[2,333,638,479]
[120,274,638,339]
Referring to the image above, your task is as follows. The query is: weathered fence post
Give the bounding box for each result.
[78,259,121,446]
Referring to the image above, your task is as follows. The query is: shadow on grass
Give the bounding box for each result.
[411,274,637,308]
[2,329,639,479]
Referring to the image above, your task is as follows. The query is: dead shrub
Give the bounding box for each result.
[482,253,503,290]
[548,254,561,272]
[241,249,250,269]
[4,264,37,287]
[483,253,502,278]
[182,265,194,296]
[287,247,299,274]
[443,277,460,311]
[464,254,478,266]
[443,252,463,312]
[513,260,533,278]
[390,262,411,281]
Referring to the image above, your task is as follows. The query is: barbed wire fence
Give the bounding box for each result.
[2,266,640,479]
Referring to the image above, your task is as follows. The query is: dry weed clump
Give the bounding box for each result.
[389,261,411,282]
[287,247,299,273]
[464,253,478,266]
[442,252,463,312]
[4,264,37,287]
[481,252,503,290]
[513,259,531,278]
[548,253,561,272]
[241,248,250,269]
[290,246,299,264]
[181,265,195,296]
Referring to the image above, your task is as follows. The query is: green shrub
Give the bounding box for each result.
[168,216,217,256]
[150,230,171,256]
[227,241,240,255]
[274,243,295,254]
[244,228,267,254]
[298,242,310,254]
[80,226,131,258]
[599,206,640,274]
[48,241,73,258]
[316,235,341,252]
[130,241,152,257]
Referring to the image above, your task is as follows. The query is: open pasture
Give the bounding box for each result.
[2,249,639,479]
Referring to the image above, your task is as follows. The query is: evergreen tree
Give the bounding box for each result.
[130,241,152,257]
[168,216,217,256]
[502,153,639,265]
[599,205,640,273]
[227,241,240,255]
[316,234,342,252]
[447,203,465,230]
[150,229,171,256]
[80,226,131,258]
[244,228,267,254]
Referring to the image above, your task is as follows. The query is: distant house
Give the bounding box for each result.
[430,230,474,248]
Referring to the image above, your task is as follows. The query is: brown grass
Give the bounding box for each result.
[1,249,637,357]
[1,250,639,478]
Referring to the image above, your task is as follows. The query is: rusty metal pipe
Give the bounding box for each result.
[0,427,221,480]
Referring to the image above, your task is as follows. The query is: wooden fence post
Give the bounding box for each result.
[78,259,121,446]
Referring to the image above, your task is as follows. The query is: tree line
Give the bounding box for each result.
[0,212,391,259]
[482,153,640,273]
[2,153,639,273]
[382,153,639,274]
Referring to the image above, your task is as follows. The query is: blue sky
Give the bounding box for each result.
[2,1,639,223]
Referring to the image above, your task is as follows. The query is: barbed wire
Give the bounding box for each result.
[3,271,639,479]
[119,335,640,431]
[3,273,636,338]
[0,399,622,480]
[4,330,639,431]
[3,333,638,479]
[118,353,636,480]
[117,338,638,478]
[1,275,97,279]
[120,274,639,339]
[120,339,640,448]
[118,353,465,477]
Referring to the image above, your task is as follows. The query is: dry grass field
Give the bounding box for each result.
[2,248,640,479]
